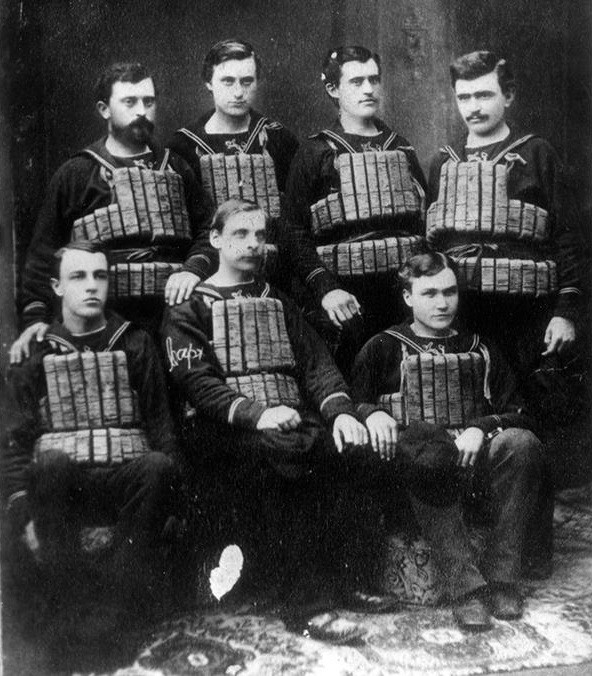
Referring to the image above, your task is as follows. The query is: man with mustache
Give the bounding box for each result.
[11,62,212,364]
[426,51,584,413]
[281,46,427,375]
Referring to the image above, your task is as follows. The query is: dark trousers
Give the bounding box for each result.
[29,450,177,607]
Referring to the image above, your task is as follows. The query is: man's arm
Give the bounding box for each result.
[161,300,267,428]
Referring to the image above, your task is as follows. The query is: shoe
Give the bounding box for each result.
[305,611,365,644]
[453,595,492,632]
[489,587,523,620]
[344,590,401,614]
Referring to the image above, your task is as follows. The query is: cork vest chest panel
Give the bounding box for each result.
[199,153,280,218]
[379,352,486,427]
[40,351,142,431]
[426,161,550,245]
[71,167,192,244]
[310,151,423,237]
[211,298,296,375]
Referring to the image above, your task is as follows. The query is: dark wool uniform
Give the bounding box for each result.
[281,118,427,372]
[352,321,546,598]
[169,110,299,285]
[19,139,213,330]
[427,129,585,407]
[3,314,179,611]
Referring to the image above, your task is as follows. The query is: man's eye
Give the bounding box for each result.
[457,95,470,102]
[241,79,254,86]
[144,98,156,107]
[369,76,381,85]
[351,79,363,86]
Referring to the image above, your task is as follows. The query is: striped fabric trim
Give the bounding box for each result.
[106,321,131,351]
[7,490,28,509]
[228,396,248,424]
[244,117,270,153]
[490,134,534,164]
[177,128,216,155]
[382,132,400,151]
[81,149,117,171]
[319,129,358,154]
[305,267,326,284]
[23,301,47,314]
[320,391,352,413]
[45,334,77,353]
[558,287,582,295]
[159,148,171,171]
[441,145,462,162]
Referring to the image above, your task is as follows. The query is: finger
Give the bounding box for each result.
[183,282,195,301]
[468,451,478,467]
[333,306,350,325]
[369,427,379,454]
[541,335,560,356]
[327,308,342,329]
[377,428,387,458]
[352,297,362,314]
[333,427,343,453]
[292,412,302,426]
[35,326,46,341]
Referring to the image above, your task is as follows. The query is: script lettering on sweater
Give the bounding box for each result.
[166,336,204,372]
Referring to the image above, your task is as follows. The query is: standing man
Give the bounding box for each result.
[3,241,180,648]
[352,252,545,630]
[11,61,212,363]
[281,46,427,373]
[426,51,585,417]
[168,39,299,297]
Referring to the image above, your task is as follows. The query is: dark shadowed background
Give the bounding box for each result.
[0,0,591,372]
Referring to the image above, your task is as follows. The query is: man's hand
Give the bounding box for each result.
[454,426,485,468]
[9,322,50,365]
[365,411,398,461]
[165,271,200,306]
[321,289,362,329]
[256,406,302,431]
[542,316,576,356]
[332,413,369,453]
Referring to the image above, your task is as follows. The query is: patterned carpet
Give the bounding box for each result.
[98,484,592,676]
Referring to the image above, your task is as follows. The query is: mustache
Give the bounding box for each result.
[129,117,155,134]
[467,114,486,121]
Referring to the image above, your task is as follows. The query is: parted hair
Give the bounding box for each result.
[321,45,381,87]
[52,241,109,280]
[94,62,153,103]
[202,39,261,82]
[209,198,267,233]
[398,252,458,291]
[450,51,515,94]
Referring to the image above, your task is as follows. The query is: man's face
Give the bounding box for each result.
[98,77,156,146]
[206,57,258,118]
[403,268,459,336]
[52,250,109,323]
[455,71,513,139]
[210,209,266,273]
[326,59,381,120]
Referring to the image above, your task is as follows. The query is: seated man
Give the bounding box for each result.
[3,241,180,648]
[352,251,545,629]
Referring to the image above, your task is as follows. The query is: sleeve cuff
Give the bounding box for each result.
[305,267,342,303]
[319,392,356,422]
[553,288,582,323]
[356,402,384,422]
[229,397,267,429]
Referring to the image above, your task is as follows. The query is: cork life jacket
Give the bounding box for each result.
[426,135,557,297]
[196,284,302,409]
[310,129,425,278]
[177,118,281,220]
[377,329,492,429]
[71,149,192,299]
[35,327,151,464]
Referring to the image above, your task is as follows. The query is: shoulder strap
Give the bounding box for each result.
[176,128,216,156]
[244,116,270,153]
[106,321,131,351]
[490,134,535,165]
[318,129,357,154]
[440,145,462,163]
[80,149,117,172]
[382,328,427,354]
[158,148,171,171]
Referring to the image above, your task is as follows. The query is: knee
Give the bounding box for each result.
[489,428,543,471]
[136,452,176,486]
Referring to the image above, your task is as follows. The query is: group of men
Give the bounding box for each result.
[2,38,586,654]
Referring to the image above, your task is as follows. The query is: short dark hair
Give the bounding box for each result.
[52,241,109,280]
[202,39,261,83]
[94,62,153,103]
[398,252,458,292]
[321,45,381,88]
[450,51,515,94]
[210,198,266,234]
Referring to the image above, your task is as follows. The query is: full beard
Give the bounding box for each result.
[112,117,155,148]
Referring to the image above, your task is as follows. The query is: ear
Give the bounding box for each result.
[504,86,516,108]
[96,100,111,120]
[50,277,63,297]
[325,81,339,101]
[402,288,413,308]
[210,229,221,249]
[205,81,213,94]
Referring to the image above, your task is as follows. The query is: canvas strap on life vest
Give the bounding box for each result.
[36,351,150,464]
[210,297,302,408]
[377,329,492,428]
